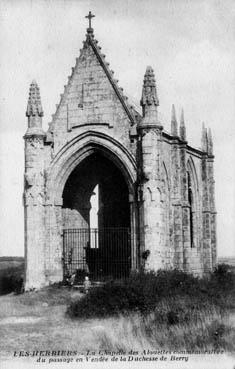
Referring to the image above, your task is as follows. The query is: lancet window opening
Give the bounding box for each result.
[89,184,99,248]
[187,172,194,248]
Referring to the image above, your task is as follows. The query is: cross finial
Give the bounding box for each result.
[85,11,95,29]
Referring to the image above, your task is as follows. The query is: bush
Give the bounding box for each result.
[68,267,235,319]
[212,263,235,288]
[68,281,144,318]
[0,265,24,295]
[206,264,235,309]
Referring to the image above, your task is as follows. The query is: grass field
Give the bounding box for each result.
[0,284,234,361]
[0,261,234,361]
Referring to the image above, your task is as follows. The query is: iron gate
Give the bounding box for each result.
[63,228,131,280]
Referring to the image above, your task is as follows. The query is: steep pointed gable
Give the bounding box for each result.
[48,25,136,145]
[87,30,135,124]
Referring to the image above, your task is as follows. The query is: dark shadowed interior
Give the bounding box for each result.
[62,153,131,279]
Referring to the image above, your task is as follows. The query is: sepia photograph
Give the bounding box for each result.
[0,0,234,368]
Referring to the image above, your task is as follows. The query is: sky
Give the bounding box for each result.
[0,0,234,257]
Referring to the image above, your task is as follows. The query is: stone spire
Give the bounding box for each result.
[25,80,45,136]
[171,104,178,136]
[207,127,213,155]
[139,66,160,127]
[201,122,208,152]
[179,108,186,141]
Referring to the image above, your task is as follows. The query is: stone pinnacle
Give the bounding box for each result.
[140,66,159,109]
[179,108,186,140]
[201,122,208,152]
[208,127,213,155]
[26,80,44,117]
[171,104,178,136]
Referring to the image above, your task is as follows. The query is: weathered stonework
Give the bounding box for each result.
[24,21,217,290]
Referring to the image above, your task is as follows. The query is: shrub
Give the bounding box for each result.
[68,267,235,319]
[212,263,235,288]
[0,265,24,295]
[205,264,235,309]
[208,320,233,350]
[68,281,144,318]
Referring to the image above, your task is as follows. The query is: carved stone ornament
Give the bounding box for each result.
[24,171,45,205]
[24,189,44,206]
[25,171,36,187]
[26,136,44,149]
[142,165,151,181]
[141,127,162,137]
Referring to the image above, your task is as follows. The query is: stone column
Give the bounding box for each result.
[129,194,138,271]
[207,160,216,269]
[24,80,46,290]
[44,199,64,284]
[200,126,213,273]
[207,128,217,269]
[170,105,183,269]
[139,129,163,271]
[138,66,163,271]
[180,150,191,272]
[201,155,212,273]
[24,135,46,289]
[179,109,191,272]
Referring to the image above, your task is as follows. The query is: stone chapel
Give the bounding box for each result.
[24,13,216,290]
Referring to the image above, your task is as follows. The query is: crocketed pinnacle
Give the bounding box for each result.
[171,104,178,136]
[24,80,45,138]
[140,66,159,110]
[201,122,208,152]
[179,108,186,141]
[26,80,44,117]
[139,66,161,127]
[207,127,213,155]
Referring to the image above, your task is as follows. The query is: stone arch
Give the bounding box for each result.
[187,157,199,248]
[44,131,137,282]
[46,131,137,204]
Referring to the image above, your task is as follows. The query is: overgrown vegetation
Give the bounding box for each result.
[0,264,234,354]
[68,265,235,318]
[0,264,24,295]
[92,308,235,352]
[66,265,235,351]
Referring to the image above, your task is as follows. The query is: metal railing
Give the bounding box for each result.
[63,227,131,280]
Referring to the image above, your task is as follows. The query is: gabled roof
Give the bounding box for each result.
[85,29,136,124]
[47,27,138,136]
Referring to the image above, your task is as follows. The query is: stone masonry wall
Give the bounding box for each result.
[50,40,133,156]
[155,136,205,275]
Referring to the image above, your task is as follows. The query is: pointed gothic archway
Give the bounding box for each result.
[62,152,131,280]
[44,131,138,283]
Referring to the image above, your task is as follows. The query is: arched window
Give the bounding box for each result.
[89,184,99,248]
[187,172,194,247]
